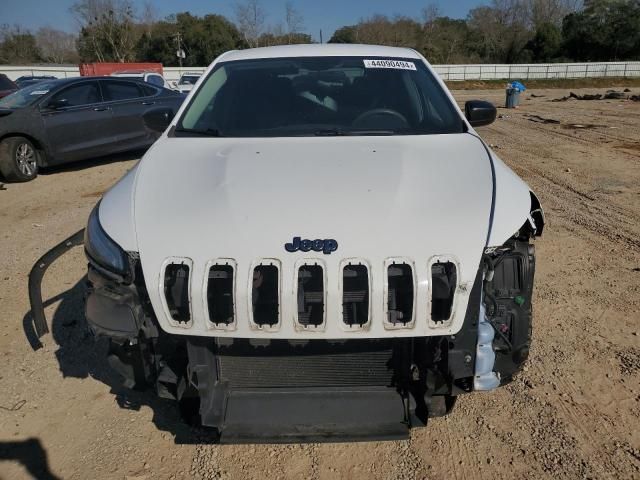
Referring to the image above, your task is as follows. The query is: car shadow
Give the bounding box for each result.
[23,277,213,444]
[37,149,147,176]
[0,438,61,480]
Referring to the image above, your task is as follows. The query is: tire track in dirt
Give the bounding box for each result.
[497,137,640,253]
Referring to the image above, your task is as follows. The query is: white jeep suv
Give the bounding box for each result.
[78,44,544,442]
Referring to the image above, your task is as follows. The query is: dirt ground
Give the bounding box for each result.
[1,87,639,480]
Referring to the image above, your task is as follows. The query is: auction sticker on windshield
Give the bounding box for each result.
[363,59,417,70]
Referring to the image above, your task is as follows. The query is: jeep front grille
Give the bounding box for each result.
[163,262,191,323]
[160,255,463,333]
[297,264,325,327]
[252,263,280,327]
[342,263,370,327]
[431,261,457,322]
[206,262,235,326]
[387,263,414,325]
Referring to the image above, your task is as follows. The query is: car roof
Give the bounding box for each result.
[219,44,421,63]
[32,76,157,88]
[112,70,160,75]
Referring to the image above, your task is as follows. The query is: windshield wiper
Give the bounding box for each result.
[314,128,396,136]
[344,130,396,136]
[314,128,345,136]
[174,127,223,137]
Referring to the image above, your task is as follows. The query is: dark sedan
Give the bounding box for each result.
[0,76,183,182]
[0,74,18,99]
[15,75,58,89]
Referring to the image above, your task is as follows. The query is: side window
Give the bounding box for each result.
[147,75,164,87]
[50,82,101,107]
[102,80,143,101]
[140,84,159,97]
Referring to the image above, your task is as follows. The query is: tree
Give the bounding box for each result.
[423,17,475,64]
[0,26,40,64]
[467,1,531,63]
[35,27,78,64]
[329,25,357,43]
[136,13,246,67]
[421,3,440,56]
[562,0,640,60]
[140,1,159,35]
[71,0,138,62]
[525,0,584,28]
[336,15,422,48]
[235,0,267,48]
[259,31,312,46]
[284,1,304,44]
[524,22,562,61]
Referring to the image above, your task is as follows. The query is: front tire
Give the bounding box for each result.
[0,137,39,182]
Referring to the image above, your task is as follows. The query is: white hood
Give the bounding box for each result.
[112,133,506,339]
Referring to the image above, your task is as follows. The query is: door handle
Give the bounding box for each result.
[93,107,110,111]
[142,101,155,105]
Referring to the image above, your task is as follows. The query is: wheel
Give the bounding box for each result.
[0,137,39,182]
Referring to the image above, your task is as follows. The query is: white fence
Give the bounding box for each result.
[2,62,640,83]
[432,62,640,80]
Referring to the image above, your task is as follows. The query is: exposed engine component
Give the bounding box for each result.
[342,264,370,326]
[163,263,191,323]
[387,263,414,325]
[481,236,536,385]
[431,261,457,322]
[252,264,280,327]
[207,264,235,326]
[297,265,325,327]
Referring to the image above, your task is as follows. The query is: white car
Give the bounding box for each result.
[110,70,172,90]
[78,44,544,442]
[176,72,202,93]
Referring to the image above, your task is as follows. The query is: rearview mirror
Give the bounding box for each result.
[143,107,174,133]
[465,100,497,127]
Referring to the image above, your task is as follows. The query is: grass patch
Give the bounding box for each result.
[446,77,640,90]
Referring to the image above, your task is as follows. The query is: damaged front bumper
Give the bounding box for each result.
[28,232,537,443]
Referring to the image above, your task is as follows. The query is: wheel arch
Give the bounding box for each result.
[0,132,50,166]
[488,154,544,246]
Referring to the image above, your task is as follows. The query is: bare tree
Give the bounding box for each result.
[70,0,138,62]
[422,3,441,56]
[35,27,78,64]
[284,1,304,44]
[140,0,159,35]
[422,3,441,27]
[524,0,583,28]
[235,0,267,48]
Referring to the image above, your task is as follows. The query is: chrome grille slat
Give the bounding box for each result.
[188,256,462,334]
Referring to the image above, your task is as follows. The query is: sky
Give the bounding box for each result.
[2,0,486,41]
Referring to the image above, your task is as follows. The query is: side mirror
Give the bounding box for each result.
[143,107,174,133]
[47,98,69,110]
[465,100,497,127]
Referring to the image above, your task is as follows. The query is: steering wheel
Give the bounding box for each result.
[352,108,409,128]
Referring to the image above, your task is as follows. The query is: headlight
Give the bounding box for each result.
[84,203,130,277]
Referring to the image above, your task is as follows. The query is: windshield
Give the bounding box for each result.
[179,75,200,85]
[0,80,57,109]
[176,56,464,137]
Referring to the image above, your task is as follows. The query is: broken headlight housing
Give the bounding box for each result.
[84,203,130,278]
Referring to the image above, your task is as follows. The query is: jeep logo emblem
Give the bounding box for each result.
[285,236,338,255]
